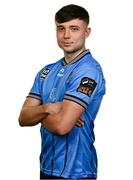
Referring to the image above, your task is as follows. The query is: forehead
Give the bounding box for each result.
[55,19,86,27]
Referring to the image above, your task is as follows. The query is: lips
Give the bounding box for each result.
[63,42,73,46]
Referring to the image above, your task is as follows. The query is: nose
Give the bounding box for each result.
[64,29,70,39]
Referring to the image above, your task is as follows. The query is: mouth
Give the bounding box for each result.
[62,42,73,46]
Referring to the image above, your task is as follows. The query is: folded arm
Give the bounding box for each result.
[41,99,85,135]
[18,97,62,126]
[18,98,84,135]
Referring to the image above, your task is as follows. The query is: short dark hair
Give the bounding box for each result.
[55,4,89,25]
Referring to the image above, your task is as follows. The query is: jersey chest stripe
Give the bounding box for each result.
[51,134,55,176]
[60,134,68,176]
[41,143,47,170]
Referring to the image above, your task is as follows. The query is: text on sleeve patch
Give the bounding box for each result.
[77,77,97,96]
[40,69,50,79]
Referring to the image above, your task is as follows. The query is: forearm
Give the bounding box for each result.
[42,112,79,135]
[41,100,85,135]
[19,105,48,127]
[42,113,63,134]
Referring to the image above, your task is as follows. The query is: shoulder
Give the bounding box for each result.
[38,59,63,76]
[70,54,105,92]
[81,53,103,71]
[73,53,104,79]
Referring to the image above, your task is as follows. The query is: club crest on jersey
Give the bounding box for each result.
[40,69,50,79]
[77,77,97,96]
[57,68,64,77]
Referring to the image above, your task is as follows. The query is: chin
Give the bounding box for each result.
[62,47,75,53]
[65,48,82,54]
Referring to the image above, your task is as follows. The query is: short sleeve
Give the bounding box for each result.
[27,70,42,101]
[64,67,103,109]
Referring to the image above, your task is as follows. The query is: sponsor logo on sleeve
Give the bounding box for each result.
[77,77,97,96]
[40,69,50,79]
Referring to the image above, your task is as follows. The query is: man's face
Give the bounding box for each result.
[55,19,91,54]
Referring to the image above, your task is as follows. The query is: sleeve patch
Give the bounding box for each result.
[40,69,50,79]
[77,77,97,97]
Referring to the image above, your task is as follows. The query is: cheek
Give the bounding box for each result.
[75,31,86,39]
[56,36,63,47]
[56,33,63,42]
[75,34,86,43]
[56,35,61,43]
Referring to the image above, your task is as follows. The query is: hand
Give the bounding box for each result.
[75,117,84,127]
[41,102,62,127]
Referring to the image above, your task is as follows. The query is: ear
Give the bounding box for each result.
[85,27,91,38]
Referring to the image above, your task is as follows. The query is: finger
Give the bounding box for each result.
[76,122,83,126]
[75,124,82,127]
[77,120,84,125]
[76,121,84,127]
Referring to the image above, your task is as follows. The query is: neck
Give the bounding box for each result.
[64,48,86,64]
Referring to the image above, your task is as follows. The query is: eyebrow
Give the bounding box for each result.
[57,25,80,28]
[57,25,64,28]
[69,25,80,28]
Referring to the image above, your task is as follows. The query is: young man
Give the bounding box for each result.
[18,4,106,179]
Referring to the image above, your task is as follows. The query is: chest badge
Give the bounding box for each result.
[57,68,64,77]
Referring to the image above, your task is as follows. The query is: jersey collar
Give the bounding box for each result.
[62,49,90,66]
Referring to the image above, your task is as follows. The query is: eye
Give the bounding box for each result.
[70,26,80,31]
[57,26,64,32]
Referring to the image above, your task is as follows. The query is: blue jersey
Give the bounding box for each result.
[28,50,106,179]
